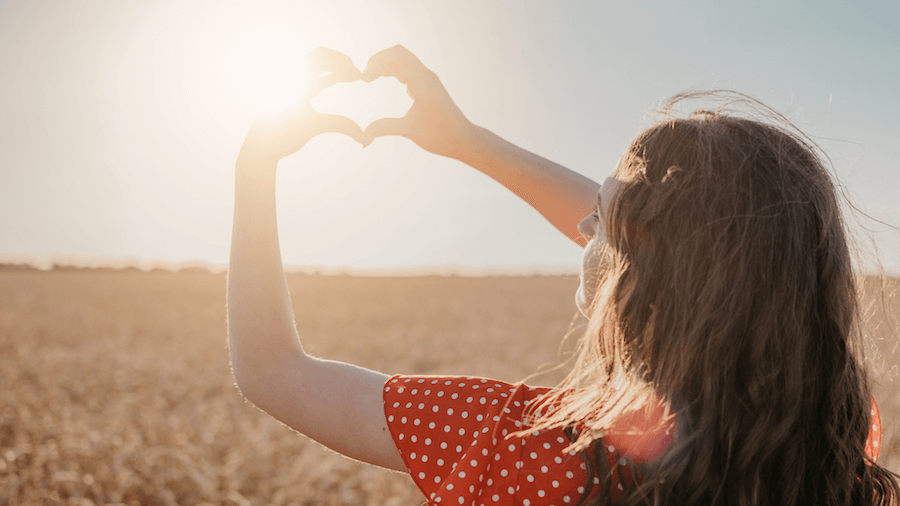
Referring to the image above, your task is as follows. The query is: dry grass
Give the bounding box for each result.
[0,268,896,505]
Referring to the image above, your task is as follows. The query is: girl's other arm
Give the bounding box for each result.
[362,45,600,247]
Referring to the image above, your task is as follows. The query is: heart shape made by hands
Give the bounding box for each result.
[310,77,413,131]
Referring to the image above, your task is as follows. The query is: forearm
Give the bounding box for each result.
[227,145,304,394]
[456,126,601,247]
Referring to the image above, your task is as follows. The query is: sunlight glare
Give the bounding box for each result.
[223,28,310,120]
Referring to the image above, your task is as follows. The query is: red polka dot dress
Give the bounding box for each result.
[383,375,883,506]
[383,376,673,505]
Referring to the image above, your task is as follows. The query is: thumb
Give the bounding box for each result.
[363,117,409,146]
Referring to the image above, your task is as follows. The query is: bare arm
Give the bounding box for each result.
[362,45,601,247]
[227,48,405,472]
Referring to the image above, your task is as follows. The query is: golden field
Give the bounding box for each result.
[0,268,897,505]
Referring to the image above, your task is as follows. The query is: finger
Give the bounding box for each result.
[360,45,423,84]
[314,113,366,145]
[363,117,409,146]
[307,47,361,83]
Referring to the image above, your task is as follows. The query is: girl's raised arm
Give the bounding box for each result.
[362,45,601,247]
[227,47,405,472]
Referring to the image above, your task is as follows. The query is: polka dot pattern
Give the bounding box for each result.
[384,376,619,505]
[865,395,882,462]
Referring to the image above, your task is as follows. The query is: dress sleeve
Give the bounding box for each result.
[865,396,882,462]
[383,375,656,506]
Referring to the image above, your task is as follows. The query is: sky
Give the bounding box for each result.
[1,0,898,274]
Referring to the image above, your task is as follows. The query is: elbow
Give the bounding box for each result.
[228,337,308,409]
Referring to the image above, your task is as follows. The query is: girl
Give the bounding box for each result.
[227,46,898,505]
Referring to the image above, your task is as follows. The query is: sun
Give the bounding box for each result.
[221,23,311,120]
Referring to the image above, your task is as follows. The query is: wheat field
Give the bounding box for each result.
[0,268,897,505]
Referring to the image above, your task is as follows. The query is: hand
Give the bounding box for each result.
[361,45,476,159]
[239,47,366,165]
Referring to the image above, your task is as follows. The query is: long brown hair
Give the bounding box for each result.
[530,91,899,505]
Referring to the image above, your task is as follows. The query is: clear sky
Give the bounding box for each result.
[1,0,898,274]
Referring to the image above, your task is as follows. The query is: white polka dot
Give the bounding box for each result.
[473,385,480,389]
[541,466,549,473]
[873,424,879,431]
[399,433,404,440]
[424,438,432,445]
[414,418,421,426]
[459,428,466,436]
[445,425,452,432]
[482,448,489,456]
[438,458,445,466]
[393,402,400,408]
[608,445,615,453]
[418,379,425,383]
[493,416,500,421]
[457,445,463,453]
[557,437,565,444]
[543,442,551,449]
[532,431,540,436]
[398,387,405,393]
[424,390,431,395]
[516,461,524,469]
[457,497,464,505]
[434,476,441,483]
[524,501,531,506]
[477,414,484,421]
[552,480,559,488]
[418,403,425,409]
[471,459,478,467]
[508,486,515,495]
[618,483,624,490]
[530,452,538,459]
[508,443,517,452]
[418,472,425,479]
[391,379,398,384]
[555,456,562,464]
[527,474,534,482]
[421,455,428,462]
[447,408,454,415]
[441,442,448,449]
[480,398,487,404]
[461,411,469,419]
[385,386,391,392]
[411,435,417,443]
[568,449,576,456]
[410,452,417,460]
[469,485,475,493]
[593,477,600,484]
[388,415,394,422]
[401,416,407,424]
[488,388,494,392]
[538,490,545,497]
[411,389,417,395]
[406,402,412,408]
[566,471,574,479]
[500,469,508,477]
[492,494,500,502]
[452,393,459,399]
[874,440,880,448]
[495,454,501,461]
[504,408,511,414]
[438,391,445,397]
[459,471,467,478]
[467,396,474,403]
[433,405,440,413]
[487,478,493,486]
[618,458,627,466]
[445,381,452,385]
[459,382,466,387]
[564,496,571,503]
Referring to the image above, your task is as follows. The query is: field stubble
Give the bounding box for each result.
[0,269,897,505]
